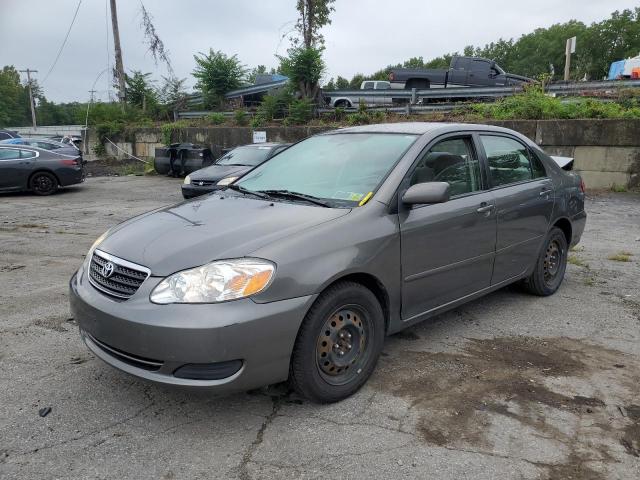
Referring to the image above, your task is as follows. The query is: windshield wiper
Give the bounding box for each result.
[225,184,270,199]
[259,189,331,207]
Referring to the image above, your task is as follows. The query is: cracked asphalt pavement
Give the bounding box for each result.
[1,176,639,479]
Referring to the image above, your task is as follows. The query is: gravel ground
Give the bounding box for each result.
[0,176,639,480]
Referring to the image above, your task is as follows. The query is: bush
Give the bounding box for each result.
[470,84,640,121]
[250,114,266,128]
[287,98,314,125]
[160,120,190,145]
[346,112,370,125]
[233,109,249,126]
[207,112,226,125]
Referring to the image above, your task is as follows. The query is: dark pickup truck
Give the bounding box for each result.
[389,56,533,89]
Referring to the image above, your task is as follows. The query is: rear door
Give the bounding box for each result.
[399,134,497,320]
[478,134,554,284]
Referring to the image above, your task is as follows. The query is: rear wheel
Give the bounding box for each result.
[522,227,568,296]
[29,172,58,195]
[289,281,385,403]
[334,99,351,108]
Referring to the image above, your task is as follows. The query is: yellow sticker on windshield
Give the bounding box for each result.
[359,192,373,206]
[349,192,364,201]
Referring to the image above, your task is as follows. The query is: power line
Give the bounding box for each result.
[41,0,83,84]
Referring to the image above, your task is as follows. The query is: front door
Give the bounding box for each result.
[399,135,497,321]
[478,134,555,284]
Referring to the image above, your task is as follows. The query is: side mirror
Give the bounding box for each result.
[402,182,450,205]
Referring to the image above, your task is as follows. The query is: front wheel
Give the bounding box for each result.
[29,172,58,195]
[289,282,385,403]
[522,227,568,296]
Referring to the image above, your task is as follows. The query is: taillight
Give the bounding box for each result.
[60,159,79,166]
[579,178,586,193]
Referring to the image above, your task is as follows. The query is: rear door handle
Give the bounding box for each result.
[476,204,495,213]
[539,188,552,197]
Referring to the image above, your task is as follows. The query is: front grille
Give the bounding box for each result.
[87,333,163,371]
[193,180,216,186]
[89,250,150,299]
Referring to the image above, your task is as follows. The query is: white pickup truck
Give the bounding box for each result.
[325,80,399,108]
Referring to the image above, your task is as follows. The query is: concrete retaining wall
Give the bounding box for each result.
[91,119,640,189]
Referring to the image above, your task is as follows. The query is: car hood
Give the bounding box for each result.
[98,194,350,276]
[190,164,251,181]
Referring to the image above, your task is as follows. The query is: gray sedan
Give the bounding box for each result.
[0,145,84,195]
[69,122,586,403]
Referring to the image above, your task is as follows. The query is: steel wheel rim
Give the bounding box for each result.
[315,306,370,386]
[33,175,53,193]
[543,239,563,284]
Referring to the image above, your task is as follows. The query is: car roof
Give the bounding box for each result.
[327,122,524,137]
[2,137,65,145]
[239,142,290,148]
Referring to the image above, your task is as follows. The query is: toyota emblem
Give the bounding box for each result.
[102,262,115,278]
[198,181,204,186]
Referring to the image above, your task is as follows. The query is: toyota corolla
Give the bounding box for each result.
[69,123,586,403]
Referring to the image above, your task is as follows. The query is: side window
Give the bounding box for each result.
[20,149,36,159]
[0,149,20,160]
[37,142,56,150]
[410,137,482,197]
[376,82,390,90]
[362,81,374,89]
[480,135,545,187]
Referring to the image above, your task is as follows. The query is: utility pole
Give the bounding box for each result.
[564,36,576,82]
[109,0,126,104]
[19,69,38,129]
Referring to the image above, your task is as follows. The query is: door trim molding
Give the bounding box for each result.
[404,250,495,283]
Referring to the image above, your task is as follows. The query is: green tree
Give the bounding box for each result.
[335,76,350,89]
[0,66,30,126]
[279,46,325,100]
[125,71,158,111]
[294,0,336,48]
[192,49,246,108]
[247,65,268,84]
[159,75,188,112]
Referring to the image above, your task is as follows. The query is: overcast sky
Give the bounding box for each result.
[1,0,638,103]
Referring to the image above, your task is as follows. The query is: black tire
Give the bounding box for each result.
[29,171,58,196]
[334,100,351,108]
[522,227,568,296]
[289,281,385,403]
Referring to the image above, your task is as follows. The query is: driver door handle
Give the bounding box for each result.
[476,203,495,214]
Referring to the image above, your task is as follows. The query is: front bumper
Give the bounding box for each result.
[69,268,315,391]
[181,183,219,199]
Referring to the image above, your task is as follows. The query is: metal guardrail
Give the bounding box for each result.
[177,79,640,118]
[324,79,640,102]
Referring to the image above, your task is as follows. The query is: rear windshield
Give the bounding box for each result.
[216,146,273,167]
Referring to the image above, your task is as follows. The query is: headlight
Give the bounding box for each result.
[150,258,275,304]
[82,229,110,270]
[217,176,238,186]
[184,175,191,185]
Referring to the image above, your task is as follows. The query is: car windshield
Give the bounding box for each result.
[216,146,273,166]
[237,133,418,207]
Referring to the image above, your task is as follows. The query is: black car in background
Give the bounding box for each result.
[182,143,290,198]
[0,145,84,195]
